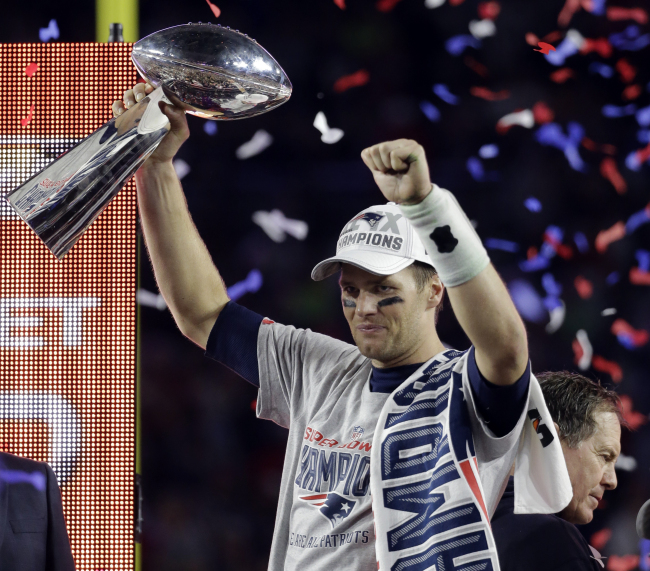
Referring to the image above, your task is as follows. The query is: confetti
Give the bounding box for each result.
[524,197,542,212]
[477,1,500,20]
[622,84,642,101]
[333,70,370,93]
[24,63,39,77]
[227,269,263,301]
[172,158,190,180]
[534,121,586,172]
[532,101,555,124]
[508,279,547,323]
[602,103,637,118]
[445,35,482,56]
[574,276,593,299]
[638,130,650,144]
[590,528,612,551]
[496,109,535,134]
[614,454,637,471]
[252,209,309,242]
[376,0,403,12]
[544,31,582,66]
[425,0,446,8]
[534,42,556,55]
[469,19,496,39]
[630,268,650,285]
[470,86,510,100]
[585,0,606,15]
[601,308,617,316]
[580,37,613,58]
[136,289,167,311]
[544,226,573,259]
[236,129,273,159]
[205,0,221,17]
[557,0,583,26]
[589,62,614,78]
[611,318,649,349]
[20,104,35,127]
[485,238,518,252]
[433,84,460,105]
[635,250,650,272]
[607,7,649,25]
[478,144,498,158]
[635,105,650,126]
[574,232,589,252]
[607,555,640,571]
[626,207,650,233]
[420,101,441,122]
[573,329,593,370]
[464,56,489,77]
[39,19,59,42]
[549,68,575,83]
[546,302,566,333]
[606,272,620,285]
[466,157,499,182]
[313,112,344,144]
[595,221,626,253]
[203,121,218,136]
[592,355,623,383]
[600,157,627,194]
[617,395,647,430]
[616,59,637,83]
[334,0,346,9]
[609,25,650,51]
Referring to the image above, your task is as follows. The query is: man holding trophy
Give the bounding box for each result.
[115,62,574,569]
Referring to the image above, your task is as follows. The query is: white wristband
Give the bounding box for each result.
[398,183,490,287]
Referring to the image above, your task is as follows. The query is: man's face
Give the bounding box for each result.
[558,410,621,525]
[339,263,436,367]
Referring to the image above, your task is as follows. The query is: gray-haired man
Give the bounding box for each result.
[492,371,624,571]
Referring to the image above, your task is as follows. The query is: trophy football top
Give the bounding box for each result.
[132,23,293,120]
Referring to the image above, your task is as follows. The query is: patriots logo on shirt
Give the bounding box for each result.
[353,212,384,229]
[299,492,357,528]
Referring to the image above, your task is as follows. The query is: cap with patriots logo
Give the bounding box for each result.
[311,202,434,281]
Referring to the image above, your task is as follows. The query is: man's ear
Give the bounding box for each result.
[427,276,444,308]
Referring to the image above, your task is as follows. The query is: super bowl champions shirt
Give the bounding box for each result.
[206,301,530,571]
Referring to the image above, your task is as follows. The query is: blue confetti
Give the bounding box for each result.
[625,149,643,171]
[466,157,499,182]
[636,250,650,272]
[203,121,218,136]
[602,104,637,118]
[606,271,620,285]
[39,19,59,43]
[519,255,551,272]
[574,231,589,253]
[626,208,650,233]
[542,273,562,297]
[636,105,650,127]
[445,35,481,56]
[433,84,460,105]
[584,0,606,15]
[640,539,650,571]
[609,25,650,51]
[588,62,614,78]
[524,197,542,212]
[637,129,650,144]
[485,238,519,252]
[478,144,499,159]
[420,101,441,122]
[544,37,580,66]
[508,280,547,323]
[227,269,263,301]
[535,122,587,172]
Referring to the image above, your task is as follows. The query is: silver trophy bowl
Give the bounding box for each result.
[5,23,292,259]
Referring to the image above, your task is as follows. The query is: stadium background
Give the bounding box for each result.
[2,0,650,569]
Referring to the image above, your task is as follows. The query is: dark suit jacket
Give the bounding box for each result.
[0,452,76,571]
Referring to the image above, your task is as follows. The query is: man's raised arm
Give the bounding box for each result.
[361,139,528,386]
[113,82,229,349]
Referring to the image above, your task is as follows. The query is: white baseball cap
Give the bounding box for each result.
[311,203,434,281]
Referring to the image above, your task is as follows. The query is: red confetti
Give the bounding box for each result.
[582,137,598,152]
[20,103,35,127]
[592,356,623,383]
[376,0,403,11]
[550,67,575,83]
[262,318,275,324]
[449,0,466,5]
[527,246,538,260]
[607,555,640,571]
[532,101,554,124]
[574,276,593,299]
[622,84,642,101]
[580,38,613,58]
[24,62,39,77]
[618,395,647,431]
[205,0,221,18]
[250,399,258,411]
[600,157,627,195]
[606,7,648,24]
[544,231,573,259]
[542,31,563,43]
[469,86,510,101]
[558,0,582,27]
[611,319,649,348]
[477,1,500,20]
[601,143,617,155]
[590,528,612,551]
[595,221,626,253]
[464,56,489,77]
[333,69,370,93]
[616,58,636,83]
[333,0,346,8]
[534,42,556,55]
[630,267,650,285]
[635,142,650,165]
[525,33,540,46]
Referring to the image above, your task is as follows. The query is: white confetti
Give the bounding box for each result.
[252,209,309,242]
[469,19,496,39]
[136,289,167,311]
[601,308,617,316]
[576,329,593,370]
[173,158,191,180]
[497,109,535,131]
[546,301,566,334]
[236,130,273,160]
[615,453,637,472]
[314,112,344,144]
[425,0,446,7]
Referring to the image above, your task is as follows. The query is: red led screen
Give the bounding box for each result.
[0,43,138,569]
